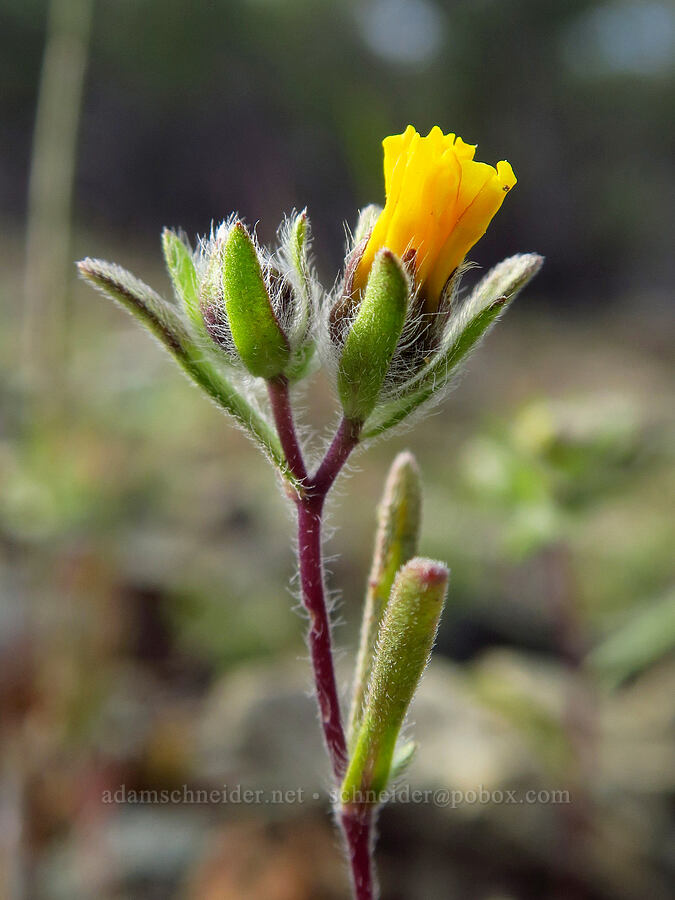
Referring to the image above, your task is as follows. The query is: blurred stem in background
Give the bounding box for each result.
[22,0,93,423]
[14,6,94,896]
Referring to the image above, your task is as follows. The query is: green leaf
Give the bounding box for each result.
[282,211,316,381]
[341,558,448,805]
[77,257,187,354]
[337,249,409,423]
[284,340,316,382]
[353,204,382,246]
[465,253,544,319]
[390,740,417,781]
[76,257,296,484]
[288,210,309,287]
[348,451,422,749]
[588,590,675,688]
[161,228,202,333]
[223,223,290,379]
[361,253,543,438]
[362,297,507,437]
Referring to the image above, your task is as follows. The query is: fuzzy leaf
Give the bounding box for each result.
[161,229,202,333]
[464,252,544,322]
[282,211,317,381]
[77,257,294,482]
[353,204,382,246]
[362,298,506,436]
[362,253,544,438]
[77,258,187,353]
[390,740,417,781]
[288,210,309,288]
[284,340,316,383]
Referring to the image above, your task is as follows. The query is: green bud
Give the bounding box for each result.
[348,451,422,749]
[161,229,202,333]
[337,250,409,423]
[341,558,448,805]
[223,222,290,379]
[361,253,544,438]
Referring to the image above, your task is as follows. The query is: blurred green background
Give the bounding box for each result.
[1,1,673,898]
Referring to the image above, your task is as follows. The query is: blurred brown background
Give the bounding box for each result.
[1,1,673,898]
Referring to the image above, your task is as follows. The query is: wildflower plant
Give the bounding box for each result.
[78,126,542,899]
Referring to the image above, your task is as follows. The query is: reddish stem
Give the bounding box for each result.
[295,415,360,778]
[267,377,372,896]
[341,807,376,900]
[267,376,308,483]
[297,495,347,780]
[312,416,361,496]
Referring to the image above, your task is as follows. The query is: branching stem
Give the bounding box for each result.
[266,377,373,898]
[267,376,308,484]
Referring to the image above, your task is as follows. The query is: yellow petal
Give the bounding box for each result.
[354,126,516,308]
[427,161,516,300]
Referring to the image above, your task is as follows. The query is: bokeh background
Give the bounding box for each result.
[1,0,674,897]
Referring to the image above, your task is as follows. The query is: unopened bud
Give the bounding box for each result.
[348,451,422,747]
[222,222,290,379]
[337,249,408,423]
[341,557,448,804]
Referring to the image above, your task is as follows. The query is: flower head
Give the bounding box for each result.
[353,125,516,309]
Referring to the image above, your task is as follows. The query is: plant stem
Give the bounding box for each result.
[296,495,347,780]
[267,378,373,897]
[313,416,362,496]
[22,0,93,418]
[340,806,375,900]
[267,377,308,484]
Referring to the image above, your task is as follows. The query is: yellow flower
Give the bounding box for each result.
[354,125,516,309]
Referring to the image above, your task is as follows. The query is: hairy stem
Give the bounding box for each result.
[340,806,376,900]
[313,416,361,496]
[267,379,372,896]
[296,495,347,780]
[267,376,308,485]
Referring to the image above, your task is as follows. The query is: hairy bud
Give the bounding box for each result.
[341,558,448,805]
[337,249,409,423]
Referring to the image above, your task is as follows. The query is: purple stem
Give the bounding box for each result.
[341,807,376,900]
[312,416,362,497]
[297,494,347,780]
[267,378,372,897]
[267,377,308,484]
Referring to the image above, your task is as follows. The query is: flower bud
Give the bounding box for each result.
[348,451,422,748]
[337,249,409,423]
[341,558,448,804]
[353,126,516,311]
[222,222,290,379]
